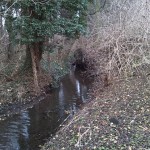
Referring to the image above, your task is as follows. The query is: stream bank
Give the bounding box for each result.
[41,75,150,150]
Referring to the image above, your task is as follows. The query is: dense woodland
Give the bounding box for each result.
[0,0,150,149]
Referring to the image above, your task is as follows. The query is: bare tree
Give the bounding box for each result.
[82,0,150,80]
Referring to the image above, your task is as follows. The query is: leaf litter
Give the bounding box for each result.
[41,75,150,150]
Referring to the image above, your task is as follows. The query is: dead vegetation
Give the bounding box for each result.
[41,75,150,150]
[78,0,150,84]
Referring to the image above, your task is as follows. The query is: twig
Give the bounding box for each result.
[75,126,91,147]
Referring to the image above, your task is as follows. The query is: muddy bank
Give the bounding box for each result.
[0,74,52,120]
[41,75,150,150]
[0,69,53,116]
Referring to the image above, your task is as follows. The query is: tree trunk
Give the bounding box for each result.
[30,42,43,93]
[5,4,15,62]
[23,45,32,70]
[0,14,3,37]
[7,40,14,61]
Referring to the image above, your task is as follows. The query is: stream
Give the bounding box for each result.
[0,70,92,150]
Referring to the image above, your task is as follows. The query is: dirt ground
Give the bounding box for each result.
[0,70,52,120]
[41,74,150,150]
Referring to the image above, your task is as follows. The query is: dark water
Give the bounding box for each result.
[0,70,91,150]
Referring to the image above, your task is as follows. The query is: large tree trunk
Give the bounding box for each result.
[24,45,32,70]
[30,42,43,93]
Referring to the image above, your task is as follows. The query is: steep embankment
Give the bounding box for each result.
[41,74,150,150]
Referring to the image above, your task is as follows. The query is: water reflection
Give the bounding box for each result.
[0,111,30,150]
[58,83,65,119]
[0,70,91,150]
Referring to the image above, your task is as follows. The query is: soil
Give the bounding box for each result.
[41,74,150,150]
[0,70,52,119]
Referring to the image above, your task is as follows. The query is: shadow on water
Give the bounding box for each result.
[0,70,92,150]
